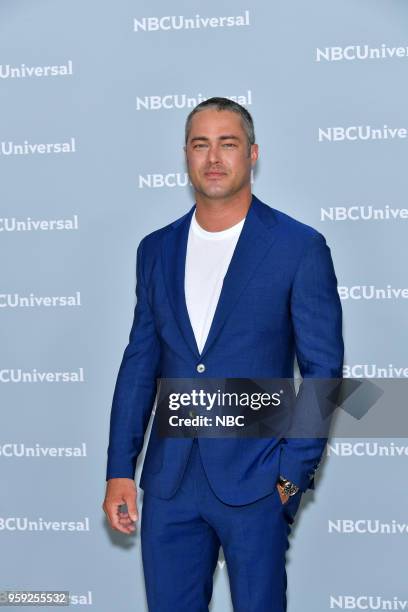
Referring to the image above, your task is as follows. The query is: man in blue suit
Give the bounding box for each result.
[103,97,344,611]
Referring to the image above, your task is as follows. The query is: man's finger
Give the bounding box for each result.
[118,510,134,523]
[112,512,135,533]
[124,494,138,522]
[103,502,134,534]
[118,516,135,527]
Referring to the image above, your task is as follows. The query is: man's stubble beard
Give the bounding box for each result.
[188,171,252,202]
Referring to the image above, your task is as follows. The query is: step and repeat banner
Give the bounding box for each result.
[1,1,407,610]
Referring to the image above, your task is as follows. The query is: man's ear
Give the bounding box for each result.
[250,143,259,166]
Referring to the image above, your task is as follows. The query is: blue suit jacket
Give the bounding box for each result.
[106,194,344,504]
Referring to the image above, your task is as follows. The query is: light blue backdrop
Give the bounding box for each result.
[1,1,407,610]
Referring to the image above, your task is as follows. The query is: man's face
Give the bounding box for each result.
[185,109,258,201]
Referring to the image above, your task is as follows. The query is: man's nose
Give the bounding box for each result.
[207,144,221,164]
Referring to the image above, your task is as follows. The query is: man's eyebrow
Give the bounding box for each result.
[189,135,241,143]
[219,135,240,141]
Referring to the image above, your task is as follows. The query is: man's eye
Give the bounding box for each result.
[193,143,207,149]
[222,143,236,148]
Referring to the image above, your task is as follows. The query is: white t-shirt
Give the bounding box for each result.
[185,210,245,355]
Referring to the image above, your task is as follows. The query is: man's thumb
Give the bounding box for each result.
[127,500,138,522]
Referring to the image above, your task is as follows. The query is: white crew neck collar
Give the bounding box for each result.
[191,210,246,241]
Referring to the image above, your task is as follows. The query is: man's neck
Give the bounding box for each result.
[194,190,252,232]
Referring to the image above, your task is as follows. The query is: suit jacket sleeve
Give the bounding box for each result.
[106,238,161,480]
[279,231,344,492]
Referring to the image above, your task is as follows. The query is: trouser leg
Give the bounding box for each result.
[193,446,295,612]
[216,490,291,612]
[141,442,221,612]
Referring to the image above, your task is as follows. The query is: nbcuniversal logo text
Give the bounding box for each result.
[327,442,408,457]
[0,368,84,383]
[329,520,408,534]
[0,60,73,79]
[338,286,408,300]
[343,364,408,377]
[321,205,408,221]
[329,595,408,610]
[0,215,79,232]
[0,138,76,156]
[0,292,81,308]
[69,592,93,606]
[136,90,252,111]
[133,11,250,32]
[316,43,408,62]
[0,443,87,458]
[0,516,90,532]
[139,173,191,189]
[318,125,407,142]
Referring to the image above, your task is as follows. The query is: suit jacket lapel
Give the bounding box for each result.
[199,196,278,359]
[161,195,279,361]
[162,204,200,360]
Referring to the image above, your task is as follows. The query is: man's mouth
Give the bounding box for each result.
[205,171,227,178]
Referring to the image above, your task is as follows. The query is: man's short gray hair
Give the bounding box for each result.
[185,97,256,150]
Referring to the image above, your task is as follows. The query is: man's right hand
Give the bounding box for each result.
[102,478,138,534]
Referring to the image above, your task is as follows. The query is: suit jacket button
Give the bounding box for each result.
[196,363,206,373]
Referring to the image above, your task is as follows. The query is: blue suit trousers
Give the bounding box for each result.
[141,439,302,612]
